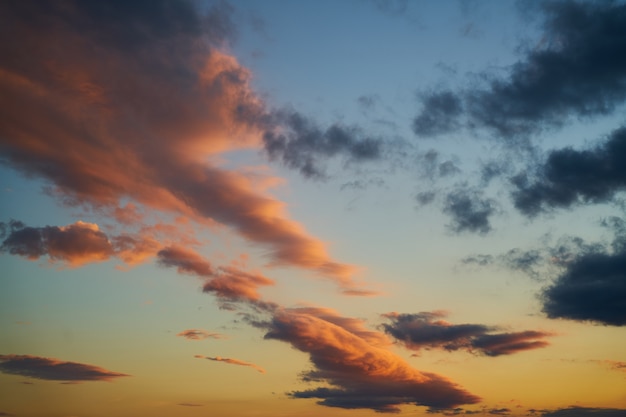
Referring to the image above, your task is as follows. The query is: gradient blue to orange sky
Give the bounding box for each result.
[1,1,626,416]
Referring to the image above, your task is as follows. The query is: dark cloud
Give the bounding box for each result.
[382,312,551,356]
[413,91,463,137]
[263,111,383,179]
[541,249,626,326]
[540,407,626,417]
[413,1,626,139]
[0,354,129,382]
[512,126,626,217]
[443,188,496,234]
[262,308,480,413]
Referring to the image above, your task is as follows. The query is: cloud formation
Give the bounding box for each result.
[176,329,226,341]
[0,220,158,267]
[263,111,383,179]
[512,126,626,217]
[541,250,626,326]
[262,307,480,413]
[0,354,129,382]
[0,0,363,292]
[413,1,626,139]
[539,407,626,417]
[382,312,551,356]
[194,354,265,374]
[442,189,496,235]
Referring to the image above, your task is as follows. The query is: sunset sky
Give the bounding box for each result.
[1,1,625,416]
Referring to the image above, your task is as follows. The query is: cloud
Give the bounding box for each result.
[540,407,626,417]
[262,111,383,179]
[512,126,626,217]
[0,354,129,382]
[412,1,626,139]
[0,0,364,292]
[541,249,626,326]
[157,246,214,277]
[194,354,265,374]
[442,188,496,235]
[263,307,480,413]
[0,220,160,267]
[382,312,551,356]
[176,329,226,341]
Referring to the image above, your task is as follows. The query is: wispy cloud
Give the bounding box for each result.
[0,354,129,382]
[194,354,265,374]
[176,329,226,341]
[382,311,552,356]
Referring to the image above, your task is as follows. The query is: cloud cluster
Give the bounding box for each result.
[0,0,365,292]
[413,1,626,140]
[0,354,129,382]
[538,407,626,417]
[194,354,265,374]
[261,307,480,413]
[382,312,551,356]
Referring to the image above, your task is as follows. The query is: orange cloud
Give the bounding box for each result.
[0,0,364,292]
[0,354,129,382]
[263,308,480,412]
[194,354,265,374]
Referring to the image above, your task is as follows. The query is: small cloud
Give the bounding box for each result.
[0,354,130,382]
[195,354,265,374]
[176,329,226,341]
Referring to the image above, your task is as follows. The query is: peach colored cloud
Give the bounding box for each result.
[263,308,480,412]
[194,354,265,374]
[0,0,365,293]
[176,329,226,341]
[0,354,129,382]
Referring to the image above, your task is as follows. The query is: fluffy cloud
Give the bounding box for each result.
[0,354,129,382]
[413,1,626,139]
[262,308,480,413]
[382,312,551,356]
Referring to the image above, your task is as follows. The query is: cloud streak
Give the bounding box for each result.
[382,312,551,356]
[0,354,129,382]
[194,354,265,374]
[176,329,226,341]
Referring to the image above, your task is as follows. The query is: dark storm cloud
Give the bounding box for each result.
[413,1,626,139]
[541,249,626,326]
[263,111,383,179]
[512,126,626,217]
[0,354,129,382]
[540,407,626,417]
[442,188,496,234]
[382,312,551,356]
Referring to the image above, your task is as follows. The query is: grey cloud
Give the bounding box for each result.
[413,91,463,137]
[263,111,383,179]
[443,188,496,234]
[540,407,626,417]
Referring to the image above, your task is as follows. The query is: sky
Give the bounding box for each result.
[1,0,625,416]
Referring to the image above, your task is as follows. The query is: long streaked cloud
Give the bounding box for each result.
[0,0,367,293]
[538,407,626,417]
[413,1,626,140]
[176,329,226,341]
[194,354,265,374]
[0,354,129,382]
[382,312,551,356]
[259,307,480,413]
